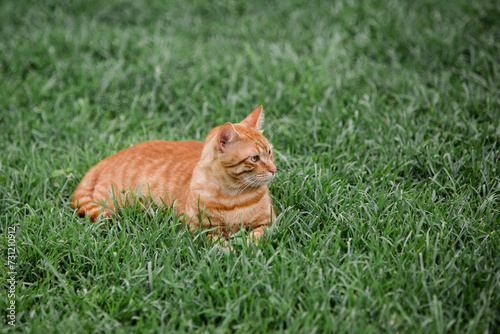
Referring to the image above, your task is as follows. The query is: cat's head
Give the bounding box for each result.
[207,106,276,189]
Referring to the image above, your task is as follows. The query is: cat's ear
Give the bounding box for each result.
[217,122,238,151]
[240,105,264,132]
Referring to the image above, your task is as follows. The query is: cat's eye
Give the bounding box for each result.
[249,155,259,163]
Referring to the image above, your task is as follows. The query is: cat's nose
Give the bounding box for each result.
[268,164,276,175]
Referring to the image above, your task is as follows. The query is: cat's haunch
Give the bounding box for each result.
[71,106,276,241]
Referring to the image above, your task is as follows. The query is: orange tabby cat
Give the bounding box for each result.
[71,106,276,241]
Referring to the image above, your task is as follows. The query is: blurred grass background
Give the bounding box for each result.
[1,0,499,332]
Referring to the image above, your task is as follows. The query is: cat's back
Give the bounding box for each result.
[115,140,204,161]
[102,140,204,187]
[123,140,204,160]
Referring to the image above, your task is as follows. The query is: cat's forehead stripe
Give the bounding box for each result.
[256,142,267,151]
[235,124,272,152]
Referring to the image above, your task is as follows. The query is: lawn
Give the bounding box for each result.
[1,0,499,332]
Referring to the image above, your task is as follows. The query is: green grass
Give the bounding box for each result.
[1,0,499,332]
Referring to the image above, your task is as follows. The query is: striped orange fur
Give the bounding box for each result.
[71,106,276,241]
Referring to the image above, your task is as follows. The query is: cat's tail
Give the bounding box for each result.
[71,165,109,220]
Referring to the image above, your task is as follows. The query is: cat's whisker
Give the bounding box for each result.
[237,175,264,194]
[235,176,257,195]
